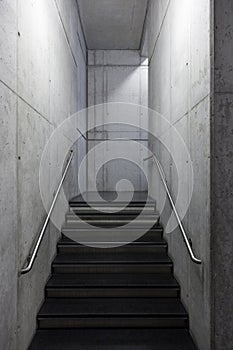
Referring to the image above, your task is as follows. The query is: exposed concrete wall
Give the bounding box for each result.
[144,1,211,349]
[87,50,148,192]
[0,1,86,349]
[211,1,233,349]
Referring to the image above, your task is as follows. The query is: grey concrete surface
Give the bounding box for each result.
[211,1,233,349]
[0,2,18,349]
[0,0,86,349]
[77,0,148,50]
[0,83,18,350]
[87,50,148,192]
[143,1,211,349]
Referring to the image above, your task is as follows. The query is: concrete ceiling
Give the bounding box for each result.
[77,0,148,50]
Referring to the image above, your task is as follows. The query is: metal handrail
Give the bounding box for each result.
[76,127,149,142]
[144,154,202,264]
[21,151,74,275]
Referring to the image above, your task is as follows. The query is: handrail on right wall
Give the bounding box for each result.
[144,154,202,265]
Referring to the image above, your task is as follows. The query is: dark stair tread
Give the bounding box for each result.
[38,298,187,317]
[62,226,163,231]
[47,273,179,288]
[69,202,155,208]
[63,220,160,228]
[60,229,164,244]
[67,205,158,213]
[61,226,163,232]
[66,214,158,219]
[59,236,166,245]
[53,252,172,264]
[69,191,153,204]
[61,227,163,237]
[29,329,197,350]
[64,218,159,223]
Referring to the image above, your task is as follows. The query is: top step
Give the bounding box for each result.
[69,191,155,208]
[69,206,156,215]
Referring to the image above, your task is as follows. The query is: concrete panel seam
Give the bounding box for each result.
[76,27,87,62]
[53,0,78,68]
[75,0,88,50]
[152,93,210,141]
[0,78,53,127]
[139,0,149,52]
[172,93,211,126]
[148,0,171,65]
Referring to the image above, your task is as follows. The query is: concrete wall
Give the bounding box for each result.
[211,1,233,349]
[87,50,148,192]
[0,1,86,349]
[144,1,211,349]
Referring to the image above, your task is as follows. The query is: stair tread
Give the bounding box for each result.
[29,329,197,350]
[69,191,153,204]
[62,223,159,229]
[38,298,187,317]
[66,213,159,218]
[53,252,172,264]
[70,208,155,213]
[70,203,154,208]
[65,217,159,222]
[59,236,166,245]
[62,226,163,231]
[60,229,164,244]
[63,221,159,227]
[47,273,179,288]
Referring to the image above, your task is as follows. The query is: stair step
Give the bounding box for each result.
[54,251,171,263]
[70,206,155,215]
[69,192,154,206]
[53,263,173,274]
[64,215,160,227]
[53,252,171,272]
[61,227,164,242]
[70,202,154,208]
[57,240,167,253]
[46,273,180,298]
[60,235,165,244]
[67,212,159,217]
[52,252,172,273]
[66,213,159,221]
[38,298,188,329]
[29,329,198,350]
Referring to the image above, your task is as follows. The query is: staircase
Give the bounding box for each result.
[29,192,197,349]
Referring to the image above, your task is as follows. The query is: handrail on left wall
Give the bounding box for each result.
[20,150,74,275]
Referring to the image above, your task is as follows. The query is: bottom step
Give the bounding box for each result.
[29,329,197,350]
[37,298,188,329]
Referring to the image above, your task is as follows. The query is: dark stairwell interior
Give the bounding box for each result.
[19,0,205,349]
[4,0,232,349]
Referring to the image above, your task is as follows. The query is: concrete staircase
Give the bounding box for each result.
[29,192,197,349]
